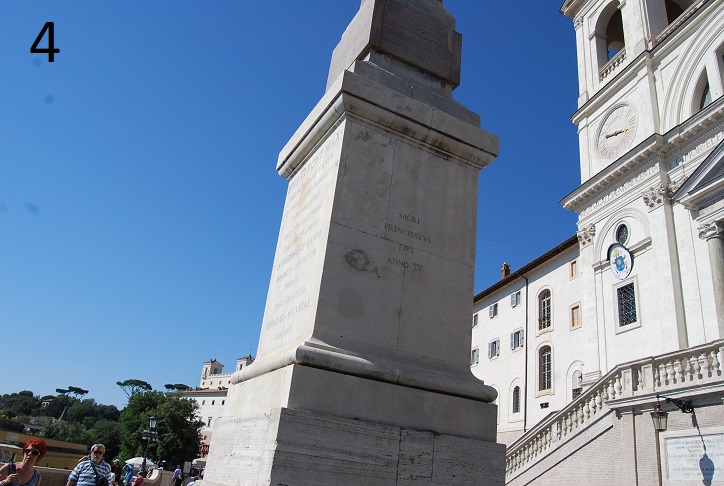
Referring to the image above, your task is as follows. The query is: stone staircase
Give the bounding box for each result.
[505,339,724,484]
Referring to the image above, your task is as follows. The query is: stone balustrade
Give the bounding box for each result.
[505,339,724,481]
[599,49,626,81]
[654,0,709,45]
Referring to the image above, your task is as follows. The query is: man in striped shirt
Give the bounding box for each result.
[67,444,112,486]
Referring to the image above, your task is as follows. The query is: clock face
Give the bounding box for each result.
[596,104,637,161]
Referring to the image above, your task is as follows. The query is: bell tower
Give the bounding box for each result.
[561,0,703,183]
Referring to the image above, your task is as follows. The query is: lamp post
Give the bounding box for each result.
[141,416,158,477]
[650,394,694,486]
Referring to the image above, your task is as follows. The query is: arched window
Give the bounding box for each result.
[512,386,521,413]
[664,0,690,24]
[539,290,552,330]
[605,9,625,60]
[572,371,582,399]
[539,346,552,392]
[700,83,712,111]
[595,3,626,76]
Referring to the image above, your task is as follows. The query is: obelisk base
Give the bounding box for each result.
[199,406,504,486]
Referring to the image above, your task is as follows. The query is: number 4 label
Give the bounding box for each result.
[31,22,60,62]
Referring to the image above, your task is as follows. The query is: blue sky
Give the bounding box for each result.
[1,1,580,409]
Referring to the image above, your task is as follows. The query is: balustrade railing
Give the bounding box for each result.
[505,339,724,481]
[599,49,626,81]
[654,0,708,45]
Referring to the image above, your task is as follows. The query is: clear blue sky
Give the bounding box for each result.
[1,1,580,409]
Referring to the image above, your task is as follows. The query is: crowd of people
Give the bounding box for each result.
[0,439,200,486]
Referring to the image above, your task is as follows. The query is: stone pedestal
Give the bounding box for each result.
[200,1,503,484]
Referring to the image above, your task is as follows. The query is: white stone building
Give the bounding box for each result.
[471,0,724,483]
[181,356,254,453]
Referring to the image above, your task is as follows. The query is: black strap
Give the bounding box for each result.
[89,460,104,483]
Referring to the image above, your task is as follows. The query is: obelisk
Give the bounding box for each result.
[201,0,504,484]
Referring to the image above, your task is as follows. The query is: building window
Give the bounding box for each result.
[616,224,629,245]
[489,303,498,318]
[570,260,578,279]
[539,346,552,392]
[512,386,521,414]
[511,329,524,350]
[471,348,479,366]
[538,290,552,331]
[510,291,521,307]
[212,400,215,405]
[571,304,581,330]
[207,417,212,427]
[617,282,637,326]
[222,400,225,405]
[472,313,479,328]
[572,370,582,399]
[488,339,500,359]
[202,400,205,405]
[700,82,712,110]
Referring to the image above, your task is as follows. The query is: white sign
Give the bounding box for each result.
[665,434,724,481]
[609,244,632,280]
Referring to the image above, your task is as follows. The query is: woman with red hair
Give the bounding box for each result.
[0,438,46,486]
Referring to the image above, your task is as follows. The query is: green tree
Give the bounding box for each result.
[116,380,152,399]
[89,419,122,461]
[154,397,203,466]
[119,392,202,466]
[119,391,165,459]
[1,391,40,418]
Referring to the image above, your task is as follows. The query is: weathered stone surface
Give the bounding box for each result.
[202,0,503,483]
[201,408,505,486]
[328,0,461,90]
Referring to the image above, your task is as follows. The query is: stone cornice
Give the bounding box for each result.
[562,98,724,215]
[277,68,499,179]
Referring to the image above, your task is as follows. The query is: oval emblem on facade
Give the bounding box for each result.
[610,243,632,280]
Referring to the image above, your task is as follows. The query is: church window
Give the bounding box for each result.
[538,290,552,331]
[471,347,479,365]
[699,83,712,111]
[664,0,689,25]
[539,346,552,392]
[571,304,581,330]
[616,224,629,245]
[604,9,625,60]
[511,329,524,350]
[512,386,521,414]
[617,282,637,326]
[488,339,500,359]
[594,3,626,76]
[489,303,498,318]
[572,370,583,399]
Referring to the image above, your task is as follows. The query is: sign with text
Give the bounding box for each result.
[665,434,724,481]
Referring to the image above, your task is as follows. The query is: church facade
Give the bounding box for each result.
[470,0,724,483]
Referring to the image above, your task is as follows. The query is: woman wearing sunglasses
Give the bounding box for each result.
[0,438,46,486]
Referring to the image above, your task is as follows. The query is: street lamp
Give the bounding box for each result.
[141,416,158,477]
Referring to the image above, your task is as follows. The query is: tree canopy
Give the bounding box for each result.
[3,380,202,467]
[116,380,153,398]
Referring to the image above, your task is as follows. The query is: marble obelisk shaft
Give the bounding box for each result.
[201,1,504,484]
